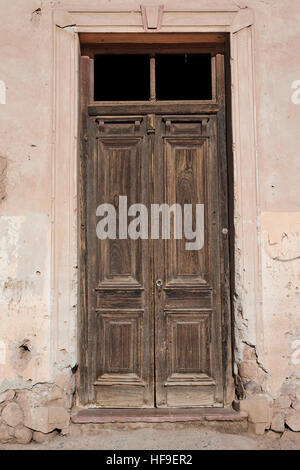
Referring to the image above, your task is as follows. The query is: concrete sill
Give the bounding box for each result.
[71,408,248,424]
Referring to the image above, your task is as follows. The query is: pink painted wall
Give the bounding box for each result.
[0,0,299,407]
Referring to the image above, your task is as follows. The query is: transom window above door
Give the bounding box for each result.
[94,53,212,102]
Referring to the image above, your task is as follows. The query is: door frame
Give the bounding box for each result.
[50,5,260,408]
[79,39,231,407]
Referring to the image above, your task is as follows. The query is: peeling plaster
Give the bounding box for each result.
[8,339,38,372]
[242,341,270,377]
[31,8,42,27]
[0,156,7,202]
[265,231,300,262]
[0,364,75,395]
[0,376,34,395]
[232,1,248,9]
[261,212,300,397]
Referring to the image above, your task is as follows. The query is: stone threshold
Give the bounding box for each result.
[72,407,248,424]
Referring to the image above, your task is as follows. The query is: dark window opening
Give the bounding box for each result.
[94,53,212,102]
[94,54,150,101]
[155,54,212,100]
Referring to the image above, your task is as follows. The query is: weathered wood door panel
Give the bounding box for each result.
[153,116,223,407]
[84,113,227,408]
[86,116,154,407]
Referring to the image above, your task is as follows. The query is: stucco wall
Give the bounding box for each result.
[0,0,299,439]
[0,0,55,388]
[243,0,300,400]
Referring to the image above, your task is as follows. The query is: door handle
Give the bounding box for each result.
[155,279,163,292]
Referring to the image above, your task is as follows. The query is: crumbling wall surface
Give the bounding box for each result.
[233,0,300,434]
[0,373,74,443]
[0,0,76,443]
[259,213,300,434]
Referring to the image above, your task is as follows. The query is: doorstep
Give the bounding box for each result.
[71,408,248,424]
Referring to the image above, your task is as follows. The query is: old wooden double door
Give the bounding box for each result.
[81,55,230,409]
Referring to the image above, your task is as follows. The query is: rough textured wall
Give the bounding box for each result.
[0,0,54,388]
[230,0,300,433]
[0,0,299,442]
[236,0,300,405]
[0,0,76,443]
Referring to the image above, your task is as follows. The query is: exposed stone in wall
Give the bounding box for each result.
[235,382,300,435]
[233,341,270,401]
[271,412,285,433]
[234,369,300,435]
[0,373,75,444]
[233,212,300,435]
[236,395,273,435]
[234,350,300,434]
[268,381,300,434]
[234,391,300,435]
[240,345,269,395]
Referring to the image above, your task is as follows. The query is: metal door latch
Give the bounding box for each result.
[155,279,163,292]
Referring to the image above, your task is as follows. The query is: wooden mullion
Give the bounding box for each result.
[150,55,156,101]
[88,103,219,116]
[89,57,94,103]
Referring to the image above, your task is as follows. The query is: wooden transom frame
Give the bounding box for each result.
[51,4,261,405]
[81,34,227,106]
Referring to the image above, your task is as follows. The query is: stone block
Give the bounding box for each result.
[286,411,300,432]
[22,398,70,434]
[2,402,23,427]
[276,395,292,409]
[248,422,266,435]
[271,412,285,433]
[239,396,272,425]
[239,396,272,434]
[48,406,70,429]
[0,424,14,443]
[238,361,258,381]
[14,426,33,444]
[0,390,15,403]
[24,406,53,434]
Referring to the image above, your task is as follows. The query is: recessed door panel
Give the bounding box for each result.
[96,137,144,288]
[164,136,208,286]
